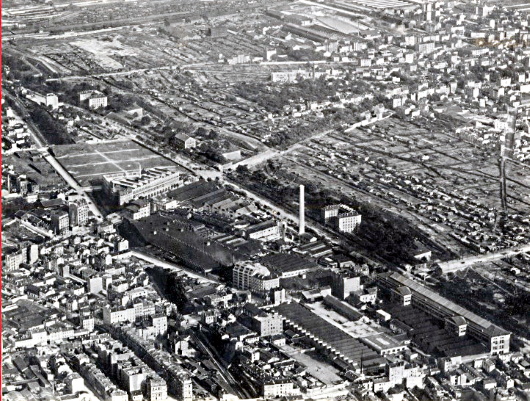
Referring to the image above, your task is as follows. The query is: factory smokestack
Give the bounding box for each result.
[299,185,305,235]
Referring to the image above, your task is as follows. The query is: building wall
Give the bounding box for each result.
[233,264,253,290]
[104,170,184,206]
[103,306,136,325]
[247,223,281,241]
[121,370,145,393]
[29,93,59,110]
[173,137,197,149]
[332,274,361,300]
[173,374,193,401]
[262,381,295,398]
[322,206,339,221]
[337,214,362,233]
[4,251,27,271]
[70,203,90,226]
[250,275,280,293]
[88,96,108,109]
[52,213,70,233]
[132,205,151,220]
[151,316,168,336]
[252,313,283,337]
[490,334,510,355]
[233,264,279,294]
[82,317,95,331]
[148,378,167,401]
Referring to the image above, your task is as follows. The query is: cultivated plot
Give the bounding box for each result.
[52,140,180,186]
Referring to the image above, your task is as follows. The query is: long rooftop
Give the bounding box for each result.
[274,302,382,367]
[380,272,510,337]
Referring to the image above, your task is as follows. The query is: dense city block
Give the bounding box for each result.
[2,0,530,401]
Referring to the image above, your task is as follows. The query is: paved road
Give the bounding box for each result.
[5,91,105,221]
[231,129,334,169]
[129,250,220,284]
[4,91,48,148]
[20,220,54,238]
[41,149,104,221]
[437,243,530,273]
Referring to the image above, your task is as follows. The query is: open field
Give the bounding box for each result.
[51,140,180,186]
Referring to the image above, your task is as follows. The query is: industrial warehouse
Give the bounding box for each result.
[103,167,191,205]
[377,272,511,357]
[274,302,385,372]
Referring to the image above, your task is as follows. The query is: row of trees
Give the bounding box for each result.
[28,104,73,145]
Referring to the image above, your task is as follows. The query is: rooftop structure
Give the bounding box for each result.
[245,220,282,241]
[359,333,408,356]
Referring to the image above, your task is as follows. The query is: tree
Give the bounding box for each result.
[208,130,219,140]
[236,164,249,175]
[194,127,209,137]
[29,105,72,144]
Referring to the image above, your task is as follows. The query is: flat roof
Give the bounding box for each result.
[360,333,405,352]
[246,220,278,233]
[261,252,318,273]
[274,302,380,365]
[384,273,509,337]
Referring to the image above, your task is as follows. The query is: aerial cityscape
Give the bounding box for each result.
[2,0,530,400]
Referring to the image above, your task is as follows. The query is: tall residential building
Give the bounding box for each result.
[4,249,27,271]
[69,201,90,226]
[173,372,193,401]
[331,271,361,300]
[51,210,70,234]
[147,378,167,401]
[322,204,362,233]
[151,315,168,336]
[79,90,108,109]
